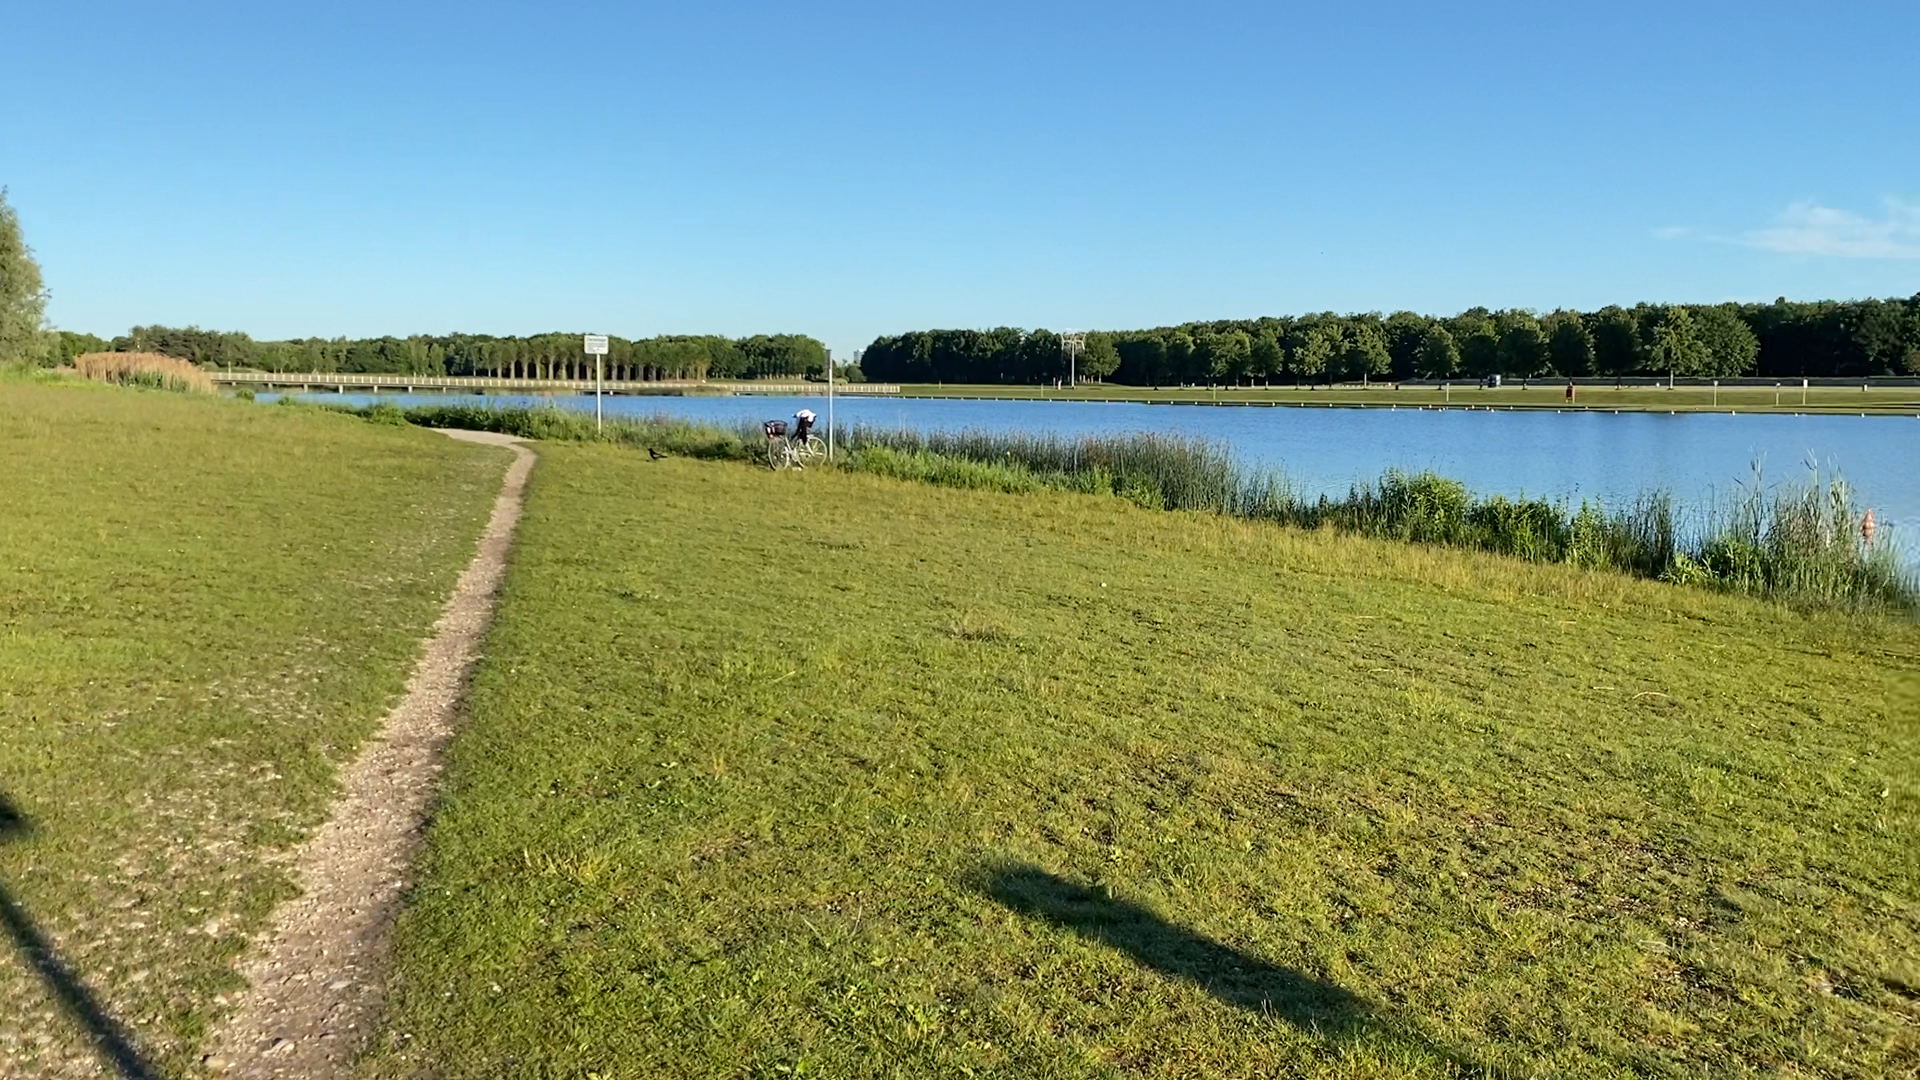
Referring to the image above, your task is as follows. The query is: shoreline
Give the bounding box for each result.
[881,383,1920,416]
[886,393,1920,417]
[250,380,1920,416]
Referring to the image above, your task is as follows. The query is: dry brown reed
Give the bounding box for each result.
[70,352,215,394]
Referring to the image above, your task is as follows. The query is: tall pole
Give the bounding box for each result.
[1061,332,1086,390]
[585,334,607,433]
[827,348,835,461]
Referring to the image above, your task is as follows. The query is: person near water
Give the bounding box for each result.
[794,409,817,442]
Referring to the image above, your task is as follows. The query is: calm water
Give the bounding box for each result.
[298,392,1920,553]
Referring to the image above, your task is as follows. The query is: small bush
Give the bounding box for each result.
[1662,551,1714,588]
[365,401,409,426]
[1566,504,1611,569]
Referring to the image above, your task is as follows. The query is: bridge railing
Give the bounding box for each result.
[209,372,900,394]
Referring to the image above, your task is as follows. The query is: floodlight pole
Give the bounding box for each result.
[1061,332,1086,390]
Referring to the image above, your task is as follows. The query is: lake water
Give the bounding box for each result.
[294,391,1920,554]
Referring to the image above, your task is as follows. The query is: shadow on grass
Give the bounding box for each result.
[0,791,161,1080]
[980,862,1501,1077]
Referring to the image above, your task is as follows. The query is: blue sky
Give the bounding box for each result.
[6,0,1917,359]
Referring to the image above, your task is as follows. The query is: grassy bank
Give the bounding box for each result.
[0,383,504,1077]
[345,402,1916,613]
[370,447,1919,1079]
[891,382,1920,415]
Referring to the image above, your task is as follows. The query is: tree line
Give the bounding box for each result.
[49,326,830,381]
[858,296,1920,386]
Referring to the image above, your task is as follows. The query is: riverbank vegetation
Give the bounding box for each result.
[369,444,1920,1079]
[351,402,1917,613]
[0,383,503,1076]
[859,295,1920,386]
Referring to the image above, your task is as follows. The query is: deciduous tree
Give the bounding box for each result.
[1495,311,1550,377]
[1542,310,1594,376]
[1414,325,1460,379]
[1652,308,1708,378]
[0,189,50,365]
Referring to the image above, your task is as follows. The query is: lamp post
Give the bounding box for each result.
[1061,332,1086,390]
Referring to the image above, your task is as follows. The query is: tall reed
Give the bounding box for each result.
[1680,464,1912,610]
[70,352,214,394]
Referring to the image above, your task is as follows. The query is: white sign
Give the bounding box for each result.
[583,334,609,355]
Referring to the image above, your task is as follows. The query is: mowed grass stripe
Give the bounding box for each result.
[0,384,504,1078]
[375,445,1918,1079]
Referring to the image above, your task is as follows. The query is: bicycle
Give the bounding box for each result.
[763,421,826,470]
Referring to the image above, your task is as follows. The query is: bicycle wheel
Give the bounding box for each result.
[801,434,827,461]
[767,439,790,470]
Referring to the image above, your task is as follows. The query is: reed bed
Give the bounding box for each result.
[335,401,1916,612]
[70,351,214,393]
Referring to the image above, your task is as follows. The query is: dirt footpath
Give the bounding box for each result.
[205,431,533,1078]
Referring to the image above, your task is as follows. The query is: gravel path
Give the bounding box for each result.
[204,430,534,1078]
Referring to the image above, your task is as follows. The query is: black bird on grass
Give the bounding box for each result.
[648,447,665,461]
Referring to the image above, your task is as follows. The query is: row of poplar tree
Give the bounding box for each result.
[858,297,1920,386]
[49,326,830,381]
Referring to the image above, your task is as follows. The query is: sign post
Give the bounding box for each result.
[584,334,609,432]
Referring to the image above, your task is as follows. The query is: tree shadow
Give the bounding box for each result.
[0,790,161,1080]
[978,862,1502,1076]
[983,862,1366,1030]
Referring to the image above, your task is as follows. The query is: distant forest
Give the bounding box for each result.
[45,294,1920,386]
[858,296,1920,385]
[49,327,830,381]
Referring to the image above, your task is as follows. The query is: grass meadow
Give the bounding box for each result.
[0,382,504,1077]
[369,445,1919,1079]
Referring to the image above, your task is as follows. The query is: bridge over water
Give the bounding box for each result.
[211,371,900,396]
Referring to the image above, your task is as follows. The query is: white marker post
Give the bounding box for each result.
[826,348,835,462]
[584,334,609,432]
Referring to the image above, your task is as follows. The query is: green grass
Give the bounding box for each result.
[0,383,505,1077]
[891,382,1920,415]
[370,447,1920,1079]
